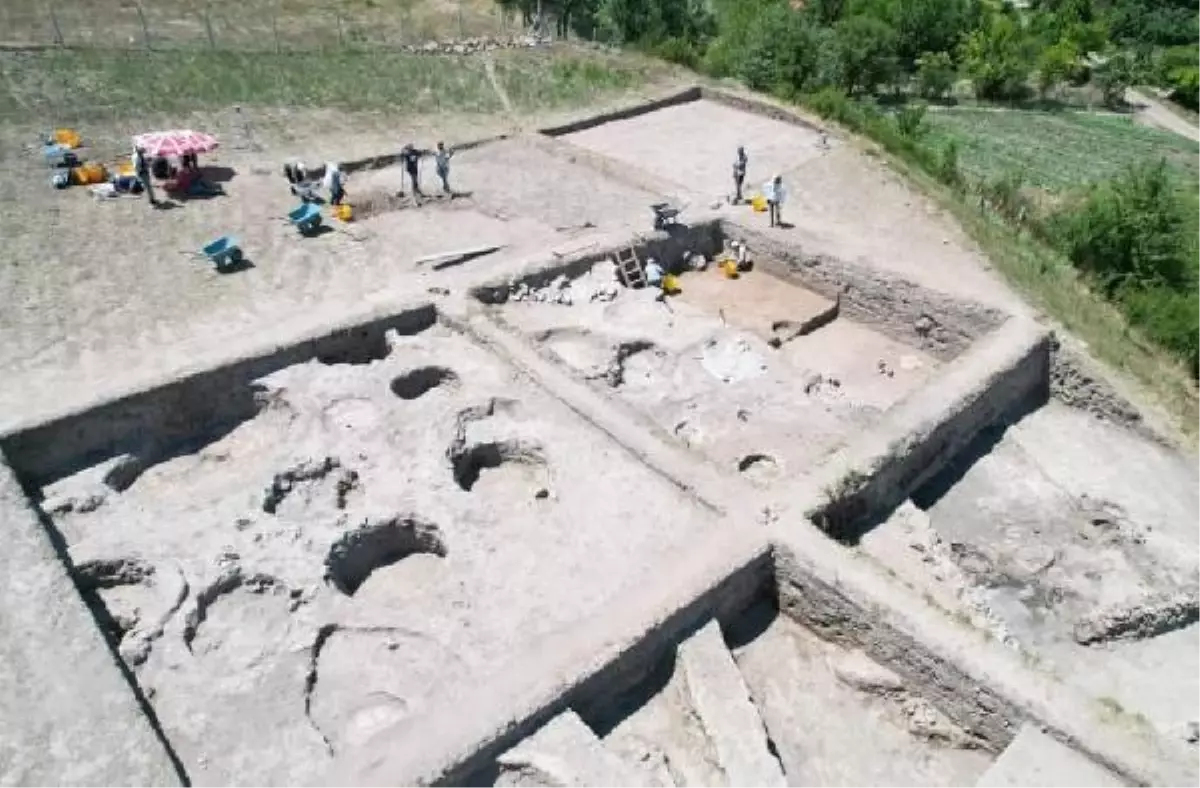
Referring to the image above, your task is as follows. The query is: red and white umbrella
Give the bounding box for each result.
[132,130,219,158]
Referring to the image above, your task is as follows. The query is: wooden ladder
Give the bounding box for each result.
[615,246,646,289]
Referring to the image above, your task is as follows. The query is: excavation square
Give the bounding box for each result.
[487,259,939,485]
[29,323,721,786]
[562,99,825,198]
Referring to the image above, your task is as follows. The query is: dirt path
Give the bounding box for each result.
[1125,88,1199,142]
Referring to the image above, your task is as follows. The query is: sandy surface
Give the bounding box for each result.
[40,324,720,785]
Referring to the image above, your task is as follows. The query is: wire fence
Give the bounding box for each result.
[0,1,559,52]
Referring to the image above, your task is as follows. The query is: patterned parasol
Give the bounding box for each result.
[132,130,219,158]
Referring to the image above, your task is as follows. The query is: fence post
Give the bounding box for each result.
[271,1,281,53]
[134,2,151,49]
[203,5,216,49]
[335,10,345,48]
[48,4,65,46]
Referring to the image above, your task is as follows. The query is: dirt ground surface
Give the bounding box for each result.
[2,87,1197,785]
[564,98,1026,313]
[502,608,993,787]
[862,399,1199,743]
[490,261,938,484]
[40,325,720,785]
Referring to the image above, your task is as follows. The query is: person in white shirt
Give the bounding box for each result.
[644,258,665,288]
[323,162,346,206]
[435,141,452,195]
[763,174,786,227]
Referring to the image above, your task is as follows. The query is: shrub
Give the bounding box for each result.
[915,50,956,99]
[735,3,818,92]
[895,102,928,138]
[980,169,1036,226]
[1093,52,1133,108]
[1121,286,1199,376]
[1051,160,1192,294]
[1036,38,1079,97]
[834,15,900,95]
[652,36,703,68]
[959,13,1033,100]
[933,139,962,187]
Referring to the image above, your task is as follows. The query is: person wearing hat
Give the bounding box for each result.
[763,174,786,228]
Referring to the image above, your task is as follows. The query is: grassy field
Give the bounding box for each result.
[0,0,511,50]
[0,46,657,126]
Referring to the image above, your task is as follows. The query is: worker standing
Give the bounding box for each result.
[732,145,748,204]
[133,145,156,206]
[401,143,424,200]
[435,141,452,195]
[324,163,346,206]
[764,174,786,228]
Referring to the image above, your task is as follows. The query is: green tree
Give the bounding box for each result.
[915,50,956,99]
[833,15,899,94]
[959,13,1032,99]
[845,0,980,67]
[1093,51,1132,107]
[1036,38,1079,97]
[592,0,713,45]
[736,4,819,92]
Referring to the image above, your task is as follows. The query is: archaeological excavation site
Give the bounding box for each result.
[2,88,1196,788]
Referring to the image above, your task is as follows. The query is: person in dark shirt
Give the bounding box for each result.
[401,143,424,199]
[732,145,748,204]
[133,145,157,206]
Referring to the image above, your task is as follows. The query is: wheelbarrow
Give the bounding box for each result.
[201,236,244,270]
[288,202,323,235]
[651,202,681,231]
[42,143,79,169]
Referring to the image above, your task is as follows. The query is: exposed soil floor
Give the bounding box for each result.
[489,262,938,483]
[39,324,720,785]
[564,99,826,200]
[861,401,1200,743]
[563,97,1025,313]
[494,606,992,787]
[3,88,1198,785]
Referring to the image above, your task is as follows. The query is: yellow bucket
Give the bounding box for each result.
[662,274,681,295]
[117,160,135,177]
[54,128,81,148]
[721,259,739,279]
[750,195,767,213]
[70,162,106,185]
[335,203,353,222]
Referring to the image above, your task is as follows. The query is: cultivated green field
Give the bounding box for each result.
[926,107,1200,192]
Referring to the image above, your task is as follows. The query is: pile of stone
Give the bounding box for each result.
[404,35,547,56]
[508,261,623,306]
